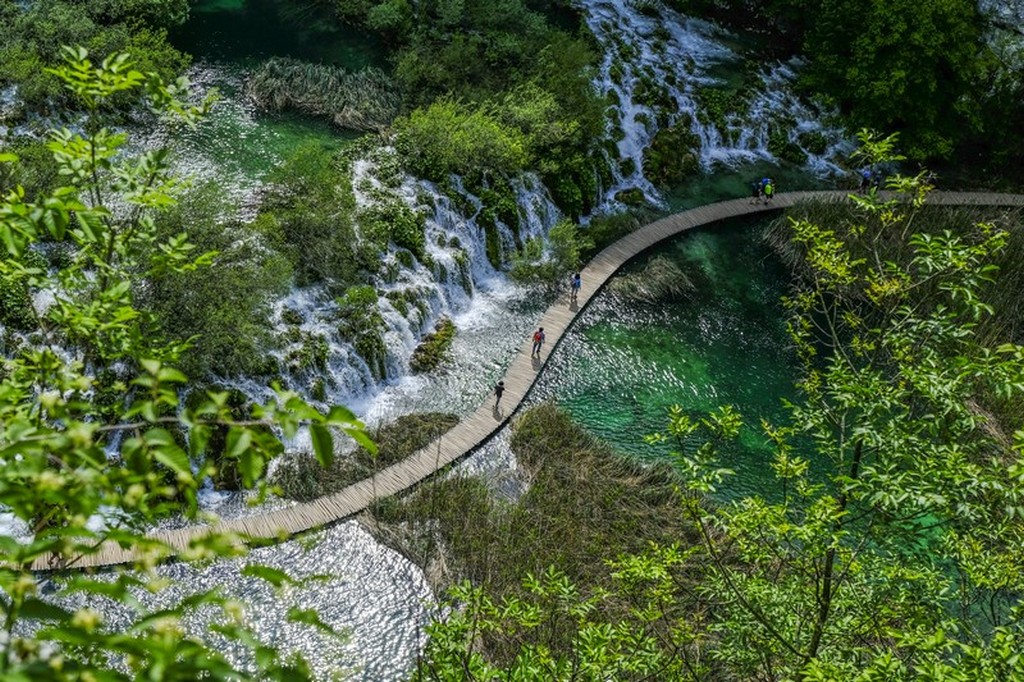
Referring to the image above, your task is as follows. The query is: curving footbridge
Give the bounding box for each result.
[36,190,1024,570]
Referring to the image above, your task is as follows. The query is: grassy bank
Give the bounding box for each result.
[367,403,701,623]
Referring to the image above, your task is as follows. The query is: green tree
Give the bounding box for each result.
[509,219,593,292]
[420,133,1024,678]
[802,0,984,159]
[0,49,372,679]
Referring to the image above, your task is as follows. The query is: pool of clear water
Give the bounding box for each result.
[528,216,804,498]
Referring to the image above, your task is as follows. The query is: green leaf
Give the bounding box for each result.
[287,607,341,637]
[344,426,377,456]
[154,446,192,479]
[241,564,293,588]
[325,405,358,426]
[19,598,72,622]
[310,424,334,468]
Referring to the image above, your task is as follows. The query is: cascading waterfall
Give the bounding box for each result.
[578,0,852,208]
[233,150,562,426]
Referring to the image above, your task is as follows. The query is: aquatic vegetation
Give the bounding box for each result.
[409,317,456,373]
[246,56,400,133]
[370,402,695,601]
[610,255,698,302]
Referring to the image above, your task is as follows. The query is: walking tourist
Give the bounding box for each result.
[531,327,546,357]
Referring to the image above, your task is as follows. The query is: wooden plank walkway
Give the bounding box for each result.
[34,190,1024,571]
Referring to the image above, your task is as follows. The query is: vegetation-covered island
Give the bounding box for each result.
[0,0,1022,679]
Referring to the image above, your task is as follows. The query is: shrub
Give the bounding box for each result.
[393,98,529,181]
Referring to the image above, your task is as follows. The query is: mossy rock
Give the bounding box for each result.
[395,249,415,269]
[286,333,330,372]
[614,188,647,206]
[768,127,808,165]
[310,377,327,402]
[797,130,829,156]
[482,219,503,270]
[336,285,388,379]
[409,317,456,373]
[643,118,701,187]
[281,307,303,326]
[453,249,473,295]
[693,86,747,130]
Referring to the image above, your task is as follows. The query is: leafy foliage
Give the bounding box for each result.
[421,133,1024,678]
[0,49,372,679]
[252,142,366,288]
[509,219,593,292]
[338,0,606,215]
[0,1,189,112]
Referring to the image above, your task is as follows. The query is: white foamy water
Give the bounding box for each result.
[578,0,851,209]
[51,521,434,681]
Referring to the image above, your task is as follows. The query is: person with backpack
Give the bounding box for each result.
[763,179,775,204]
[750,181,762,205]
[531,327,546,357]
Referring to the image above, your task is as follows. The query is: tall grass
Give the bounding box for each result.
[610,254,698,302]
[246,57,400,133]
[369,402,702,607]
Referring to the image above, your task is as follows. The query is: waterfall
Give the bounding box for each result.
[578,0,852,209]
[223,148,563,425]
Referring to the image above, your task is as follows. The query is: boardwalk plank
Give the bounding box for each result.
[45,191,1024,569]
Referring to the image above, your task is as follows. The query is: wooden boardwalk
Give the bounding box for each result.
[35,190,1024,570]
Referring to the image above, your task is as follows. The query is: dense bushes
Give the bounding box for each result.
[336,0,606,216]
[252,142,366,288]
[393,99,529,181]
[0,1,189,113]
[671,0,1021,168]
[141,183,291,379]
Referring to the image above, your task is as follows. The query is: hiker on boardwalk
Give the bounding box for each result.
[531,327,546,357]
[570,272,581,301]
[763,178,775,204]
[859,167,873,192]
[749,181,762,205]
[494,380,505,407]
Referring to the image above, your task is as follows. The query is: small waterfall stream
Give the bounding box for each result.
[579,0,851,209]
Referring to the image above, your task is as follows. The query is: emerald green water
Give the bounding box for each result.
[175,0,384,69]
[160,0,380,190]
[529,217,801,497]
